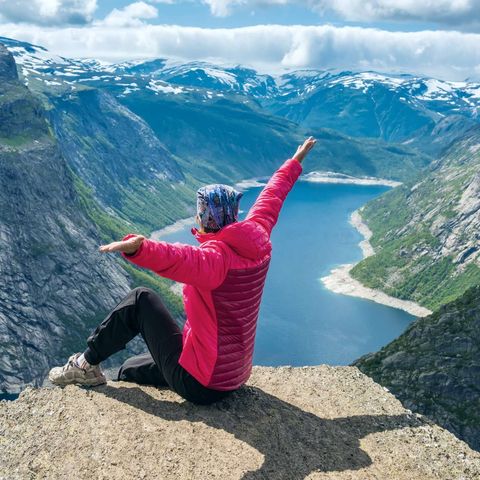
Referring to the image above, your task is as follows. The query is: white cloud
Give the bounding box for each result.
[100,2,158,27]
[2,23,480,80]
[311,0,478,25]
[203,0,289,17]
[0,0,97,26]
[201,0,480,27]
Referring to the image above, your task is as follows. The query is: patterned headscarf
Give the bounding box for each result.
[196,184,243,232]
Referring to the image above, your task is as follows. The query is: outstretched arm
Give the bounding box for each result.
[245,137,316,235]
[99,234,229,290]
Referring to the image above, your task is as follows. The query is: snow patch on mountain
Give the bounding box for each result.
[147,80,184,95]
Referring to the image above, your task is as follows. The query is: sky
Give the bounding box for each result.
[1,1,480,80]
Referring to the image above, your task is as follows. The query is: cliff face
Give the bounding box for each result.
[1,366,479,479]
[0,44,190,395]
[355,286,480,452]
[0,45,46,141]
[351,126,480,311]
[0,46,135,393]
[0,43,16,80]
[48,89,193,232]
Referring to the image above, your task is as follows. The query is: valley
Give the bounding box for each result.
[0,36,479,452]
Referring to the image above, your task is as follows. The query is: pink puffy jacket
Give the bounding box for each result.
[123,158,303,390]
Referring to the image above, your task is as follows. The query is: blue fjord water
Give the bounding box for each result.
[160,180,414,366]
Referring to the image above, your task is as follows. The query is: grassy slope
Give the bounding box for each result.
[351,129,480,310]
[73,171,185,319]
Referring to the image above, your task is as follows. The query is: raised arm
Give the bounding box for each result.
[99,234,229,290]
[245,137,316,235]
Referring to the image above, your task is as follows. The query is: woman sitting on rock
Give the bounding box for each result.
[49,137,317,404]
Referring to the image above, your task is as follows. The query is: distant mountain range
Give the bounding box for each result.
[0,35,436,188]
[3,35,480,158]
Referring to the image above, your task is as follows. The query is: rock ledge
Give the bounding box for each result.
[1,366,479,479]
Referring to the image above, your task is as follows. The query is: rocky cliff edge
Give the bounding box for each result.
[1,366,479,479]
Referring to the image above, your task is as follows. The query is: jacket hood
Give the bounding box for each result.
[191,220,271,260]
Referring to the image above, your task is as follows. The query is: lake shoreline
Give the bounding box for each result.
[150,172,401,240]
[321,209,433,318]
[151,216,196,241]
[302,171,402,188]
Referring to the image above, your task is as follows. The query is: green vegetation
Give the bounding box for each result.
[0,135,33,148]
[122,263,184,319]
[120,175,197,233]
[355,285,480,450]
[73,172,130,241]
[352,249,480,311]
[73,170,185,318]
[121,90,430,184]
[351,128,480,310]
[73,164,199,238]
[0,81,50,142]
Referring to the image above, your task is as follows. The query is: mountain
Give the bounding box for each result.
[3,35,479,160]
[119,89,430,183]
[0,36,431,184]
[2,366,480,478]
[0,45,183,394]
[46,88,196,233]
[354,285,480,452]
[350,126,480,311]
[265,71,480,155]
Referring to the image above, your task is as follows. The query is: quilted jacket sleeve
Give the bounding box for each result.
[121,235,230,290]
[245,158,303,235]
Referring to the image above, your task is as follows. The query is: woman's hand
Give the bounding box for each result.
[293,136,317,164]
[99,235,145,255]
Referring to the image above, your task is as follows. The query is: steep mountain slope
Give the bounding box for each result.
[0,45,182,395]
[47,88,194,232]
[351,126,480,310]
[120,89,430,183]
[355,286,480,452]
[0,45,131,393]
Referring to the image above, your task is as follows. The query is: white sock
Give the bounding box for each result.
[75,353,90,369]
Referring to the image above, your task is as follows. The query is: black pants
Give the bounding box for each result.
[84,287,233,405]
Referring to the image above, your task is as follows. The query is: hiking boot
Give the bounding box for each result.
[48,353,107,387]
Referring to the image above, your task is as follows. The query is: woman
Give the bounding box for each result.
[49,137,316,404]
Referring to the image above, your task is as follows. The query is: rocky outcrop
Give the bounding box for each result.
[0,45,45,140]
[355,286,480,452]
[0,43,17,81]
[1,366,479,479]
[351,126,480,311]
